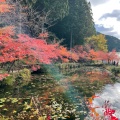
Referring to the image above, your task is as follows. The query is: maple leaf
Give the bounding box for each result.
[39,32,49,38]
[0,73,9,81]
[0,3,13,13]
[0,0,6,2]
[0,26,15,36]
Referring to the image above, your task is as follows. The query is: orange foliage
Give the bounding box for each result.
[0,0,6,2]
[86,49,120,63]
[87,49,98,61]
[88,95,119,120]
[0,26,15,36]
[96,50,120,62]
[70,52,79,62]
[58,46,70,58]
[70,74,79,82]
[0,73,9,81]
[107,49,120,62]
[57,46,70,62]
[72,45,88,60]
[39,32,49,38]
[86,71,109,82]
[62,58,69,63]
[0,3,14,13]
[57,46,79,62]
[88,95,100,120]
[96,51,106,60]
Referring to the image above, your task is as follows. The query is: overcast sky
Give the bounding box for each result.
[87,0,120,39]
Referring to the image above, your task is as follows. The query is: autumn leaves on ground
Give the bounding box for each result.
[0,0,120,120]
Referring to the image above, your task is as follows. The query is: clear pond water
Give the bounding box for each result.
[0,66,119,119]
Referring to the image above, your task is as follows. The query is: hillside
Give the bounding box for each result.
[97,32,120,52]
[105,35,120,52]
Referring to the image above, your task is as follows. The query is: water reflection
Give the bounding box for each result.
[0,67,118,119]
[91,82,120,119]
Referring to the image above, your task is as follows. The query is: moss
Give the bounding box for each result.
[18,68,31,82]
[14,68,31,86]
[3,69,31,86]
[4,75,15,86]
[0,116,10,120]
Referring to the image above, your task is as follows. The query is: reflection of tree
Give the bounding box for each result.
[87,96,119,120]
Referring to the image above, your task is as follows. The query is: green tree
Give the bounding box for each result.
[50,0,96,48]
[85,34,108,52]
[21,0,69,20]
[19,0,69,37]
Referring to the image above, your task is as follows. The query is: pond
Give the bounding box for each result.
[86,82,120,120]
[0,66,119,119]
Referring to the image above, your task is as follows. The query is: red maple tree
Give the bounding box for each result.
[0,1,61,79]
[98,49,120,64]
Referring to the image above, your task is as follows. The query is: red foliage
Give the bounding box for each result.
[0,33,60,64]
[72,45,88,60]
[97,49,120,63]
[96,51,106,60]
[103,101,118,120]
[73,46,120,63]
[31,65,40,71]
[87,49,99,61]
[107,49,120,62]
[0,26,15,36]
[55,46,79,62]
[57,46,70,62]
[88,96,118,120]
[0,73,9,81]
[0,34,28,63]
[0,0,6,2]
[39,32,49,39]
[70,52,79,62]
[0,2,14,13]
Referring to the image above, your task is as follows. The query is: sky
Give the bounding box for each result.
[87,0,120,39]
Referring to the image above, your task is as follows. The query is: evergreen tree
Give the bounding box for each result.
[50,0,96,48]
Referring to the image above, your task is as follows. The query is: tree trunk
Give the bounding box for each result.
[7,61,15,73]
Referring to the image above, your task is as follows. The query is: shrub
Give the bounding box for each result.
[4,75,15,86]
[1,68,31,86]
[15,68,31,86]
[18,68,31,82]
